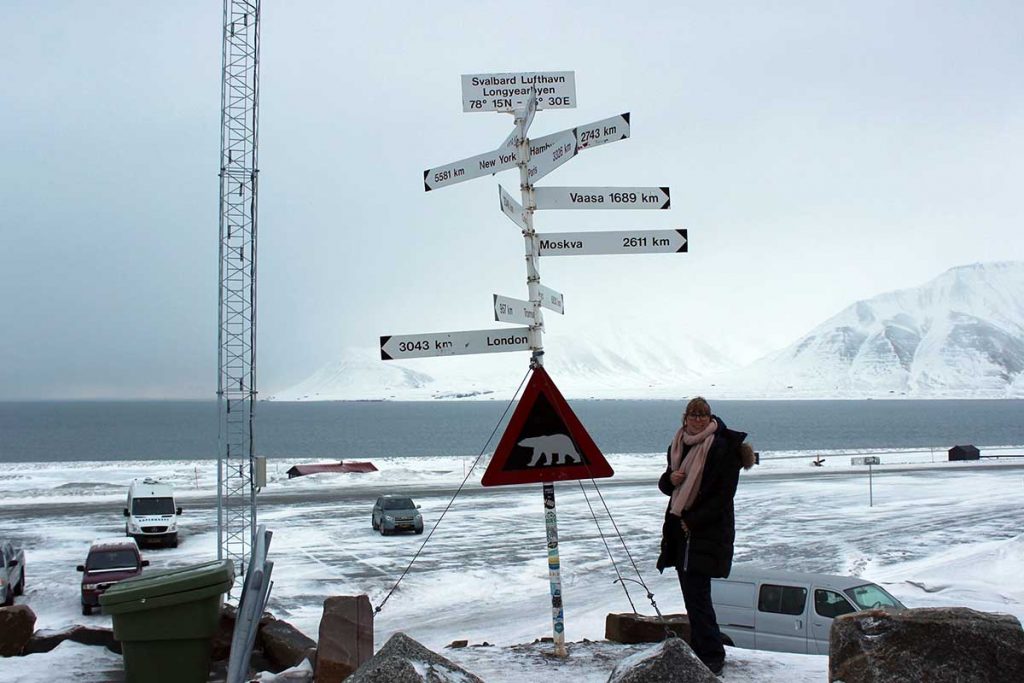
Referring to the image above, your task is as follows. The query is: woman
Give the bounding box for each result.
[656,396,754,674]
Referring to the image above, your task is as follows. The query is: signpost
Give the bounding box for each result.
[538,229,688,256]
[393,71,684,657]
[379,327,531,360]
[534,186,670,210]
[538,284,564,315]
[499,185,527,230]
[493,294,536,325]
[423,147,520,192]
[461,71,576,113]
[851,456,881,506]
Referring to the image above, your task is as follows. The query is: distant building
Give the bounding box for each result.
[948,444,980,461]
[286,461,378,478]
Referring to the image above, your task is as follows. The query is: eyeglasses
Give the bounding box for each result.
[686,412,710,419]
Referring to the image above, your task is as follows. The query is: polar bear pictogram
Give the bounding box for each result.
[518,434,581,467]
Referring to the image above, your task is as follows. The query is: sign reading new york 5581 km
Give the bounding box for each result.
[462,71,576,112]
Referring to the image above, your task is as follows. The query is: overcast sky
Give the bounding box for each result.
[2,1,1022,400]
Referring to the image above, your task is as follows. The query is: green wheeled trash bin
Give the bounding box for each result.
[100,559,234,683]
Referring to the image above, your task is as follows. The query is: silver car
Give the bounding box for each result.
[371,495,424,535]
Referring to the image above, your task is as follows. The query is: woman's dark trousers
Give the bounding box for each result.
[678,569,726,667]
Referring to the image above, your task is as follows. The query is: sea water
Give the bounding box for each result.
[0,399,1021,463]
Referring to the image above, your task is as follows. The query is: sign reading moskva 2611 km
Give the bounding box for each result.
[462,71,576,112]
[538,229,688,256]
[380,327,532,360]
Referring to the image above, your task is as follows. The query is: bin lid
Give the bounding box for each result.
[100,559,234,607]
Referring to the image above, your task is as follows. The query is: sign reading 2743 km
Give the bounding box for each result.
[462,71,576,112]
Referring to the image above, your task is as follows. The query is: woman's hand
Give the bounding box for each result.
[670,470,686,486]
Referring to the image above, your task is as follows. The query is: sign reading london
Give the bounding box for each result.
[462,72,576,112]
[380,327,531,360]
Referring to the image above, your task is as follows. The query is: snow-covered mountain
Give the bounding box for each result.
[270,262,1024,401]
[710,262,1024,398]
[268,320,744,401]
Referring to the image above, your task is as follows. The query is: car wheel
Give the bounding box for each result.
[380,525,388,536]
[415,528,423,535]
[372,517,378,530]
[15,571,25,596]
[82,604,92,616]
[2,590,12,607]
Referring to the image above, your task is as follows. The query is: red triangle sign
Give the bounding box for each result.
[482,366,613,486]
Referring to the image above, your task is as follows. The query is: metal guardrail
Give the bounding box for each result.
[227,525,274,683]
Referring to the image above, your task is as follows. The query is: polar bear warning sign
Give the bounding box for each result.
[481,366,613,486]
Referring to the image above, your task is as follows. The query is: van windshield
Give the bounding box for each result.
[844,583,904,610]
[132,497,175,515]
[87,549,140,572]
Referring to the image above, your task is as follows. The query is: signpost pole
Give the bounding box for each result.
[868,463,874,507]
[514,97,567,658]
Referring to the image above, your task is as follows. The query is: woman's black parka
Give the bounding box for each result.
[656,416,747,578]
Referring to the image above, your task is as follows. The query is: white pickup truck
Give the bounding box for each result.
[1,540,26,606]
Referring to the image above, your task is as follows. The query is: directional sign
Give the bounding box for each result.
[575,112,630,150]
[499,185,527,230]
[462,71,576,113]
[534,186,670,210]
[482,366,613,486]
[493,294,536,325]
[538,284,564,315]
[380,327,531,360]
[527,128,577,184]
[537,229,688,256]
[424,147,519,192]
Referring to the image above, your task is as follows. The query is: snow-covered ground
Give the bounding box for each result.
[2,448,1023,681]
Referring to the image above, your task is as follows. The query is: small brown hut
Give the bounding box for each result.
[948,444,980,461]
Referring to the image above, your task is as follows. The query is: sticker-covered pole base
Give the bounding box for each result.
[543,482,567,657]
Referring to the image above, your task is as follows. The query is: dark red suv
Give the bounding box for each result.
[76,538,149,615]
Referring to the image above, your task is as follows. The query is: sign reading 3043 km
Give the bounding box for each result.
[380,327,532,360]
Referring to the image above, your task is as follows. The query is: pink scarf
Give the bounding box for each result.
[669,419,718,516]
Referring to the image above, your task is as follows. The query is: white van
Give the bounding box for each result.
[123,478,182,547]
[711,567,905,655]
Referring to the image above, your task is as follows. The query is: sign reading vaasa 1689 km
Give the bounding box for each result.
[462,71,576,113]
[538,229,688,256]
[534,186,670,210]
[380,327,531,360]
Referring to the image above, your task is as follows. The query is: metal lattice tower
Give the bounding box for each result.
[216,0,261,582]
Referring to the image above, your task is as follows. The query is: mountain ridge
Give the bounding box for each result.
[269,262,1024,401]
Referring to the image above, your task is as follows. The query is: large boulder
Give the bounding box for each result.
[606,612,691,644]
[608,637,719,682]
[0,605,36,657]
[830,607,1024,682]
[346,632,484,683]
[315,595,373,683]
[259,616,318,672]
[24,625,120,654]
